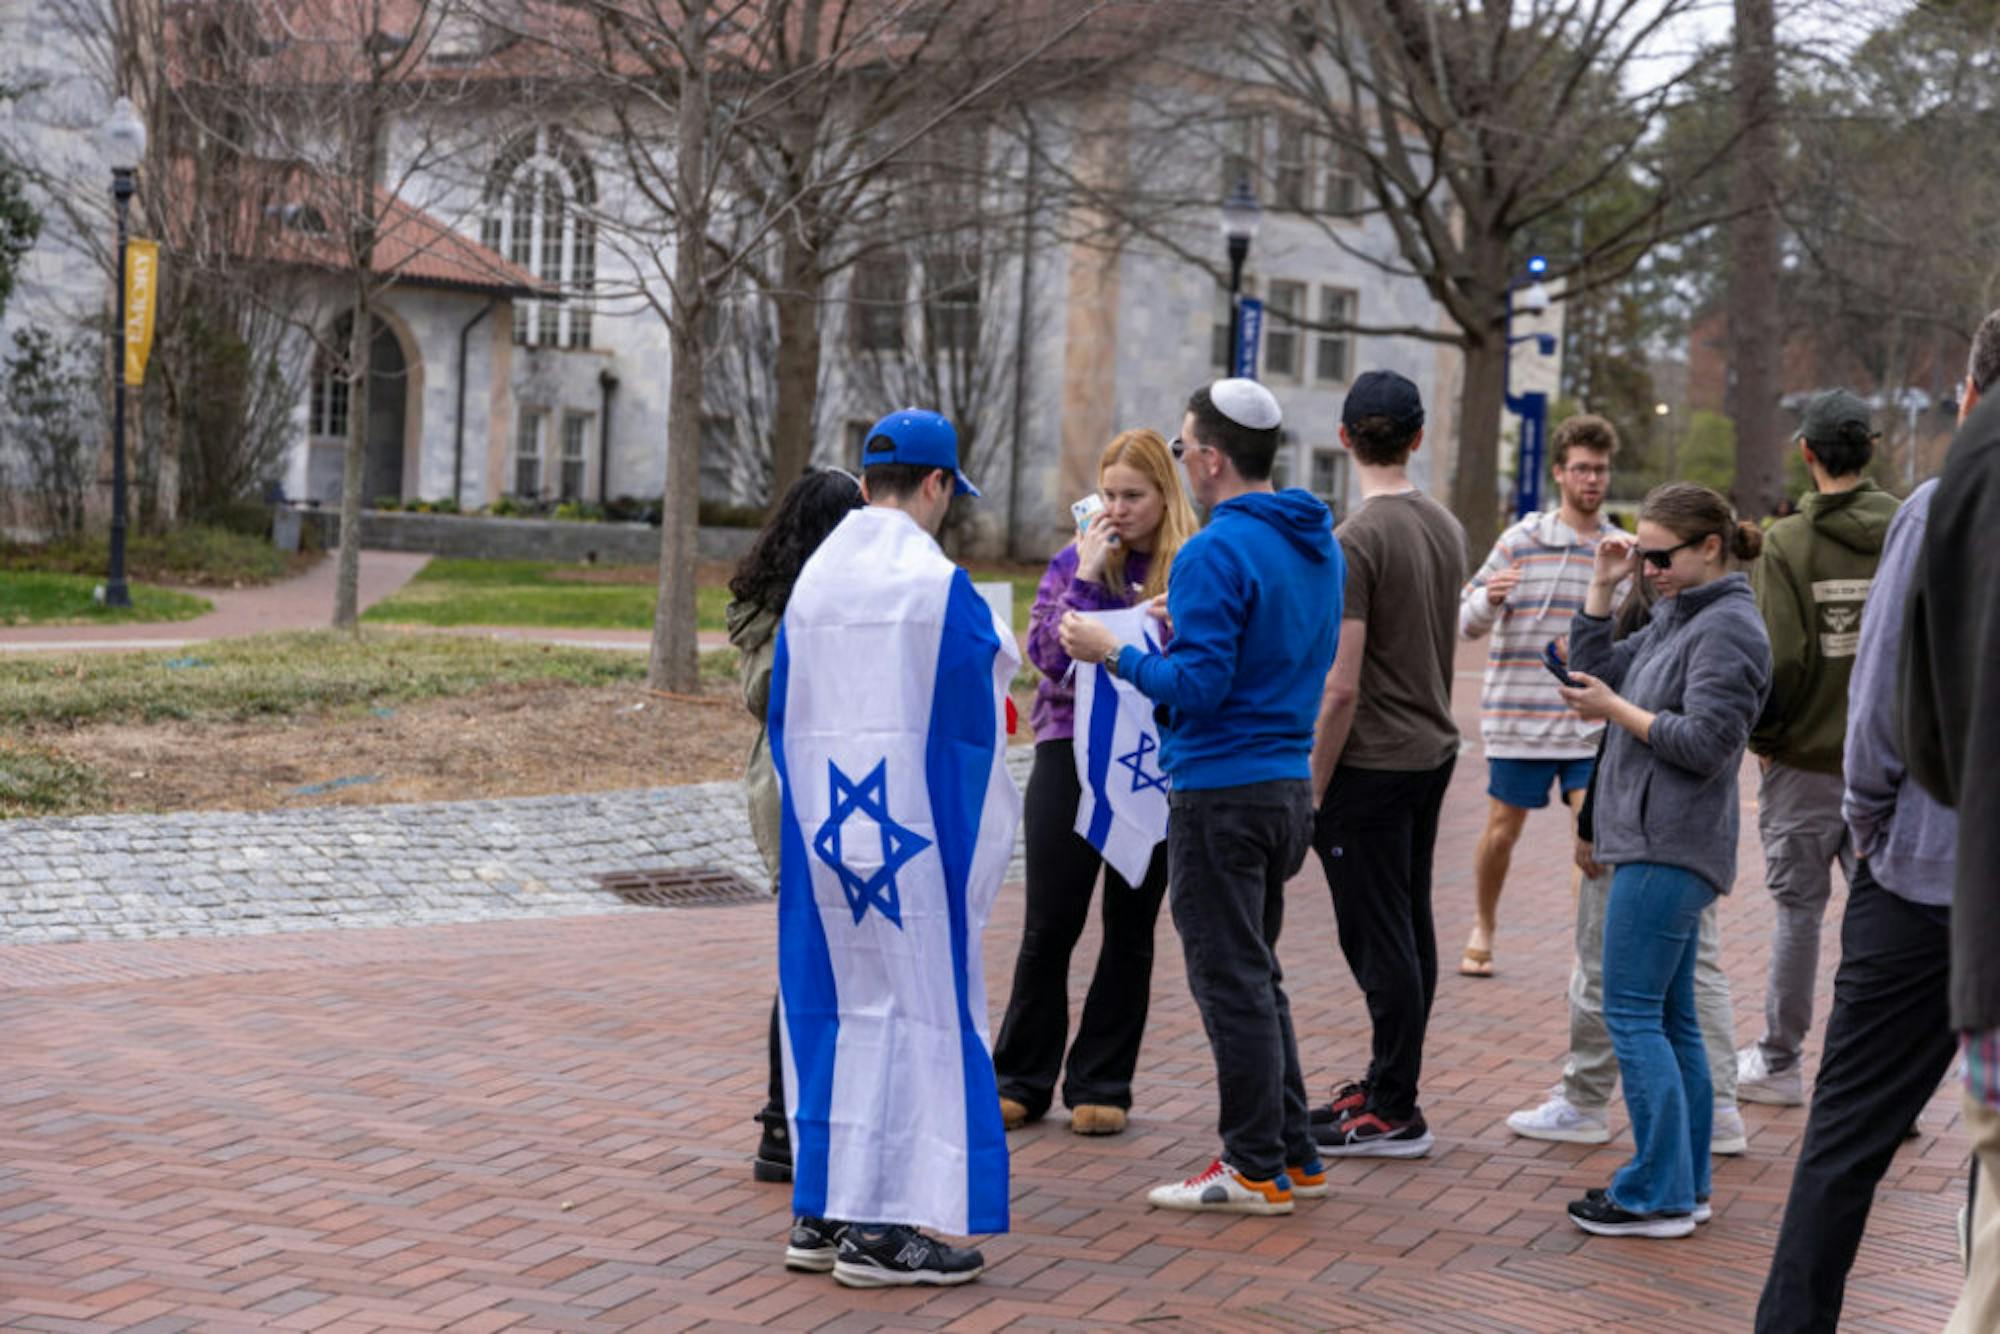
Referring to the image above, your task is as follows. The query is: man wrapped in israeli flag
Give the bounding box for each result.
[1071,605,1172,886]
[769,409,1020,1288]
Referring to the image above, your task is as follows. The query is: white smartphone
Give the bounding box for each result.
[1070,493,1119,545]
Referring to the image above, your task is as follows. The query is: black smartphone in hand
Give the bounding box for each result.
[1543,640,1577,688]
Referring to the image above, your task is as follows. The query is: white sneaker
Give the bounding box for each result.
[1146,1159,1293,1215]
[1710,1104,1748,1155]
[1506,1094,1611,1144]
[1736,1046,1804,1106]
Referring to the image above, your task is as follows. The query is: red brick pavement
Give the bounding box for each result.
[0,653,1970,1331]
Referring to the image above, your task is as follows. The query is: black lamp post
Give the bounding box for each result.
[1221,176,1262,373]
[99,97,146,609]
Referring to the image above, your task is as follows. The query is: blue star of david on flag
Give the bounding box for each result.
[812,758,931,929]
[1115,731,1168,795]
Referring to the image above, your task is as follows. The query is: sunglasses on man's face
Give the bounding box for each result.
[1640,538,1699,570]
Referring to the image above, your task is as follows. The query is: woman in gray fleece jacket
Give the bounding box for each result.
[1557,483,1772,1239]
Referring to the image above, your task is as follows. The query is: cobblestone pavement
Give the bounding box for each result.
[0,697,1969,1329]
[0,753,1035,945]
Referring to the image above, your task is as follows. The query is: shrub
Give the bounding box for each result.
[191,498,274,538]
[4,524,291,587]
[3,328,98,540]
[698,497,765,528]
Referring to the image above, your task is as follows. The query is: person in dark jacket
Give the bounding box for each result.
[1738,390,1899,1107]
[1558,483,1772,1239]
[724,467,864,1185]
[1900,309,2000,1333]
[992,428,1197,1137]
[1060,378,1341,1217]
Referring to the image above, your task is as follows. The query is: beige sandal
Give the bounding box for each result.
[1459,946,1495,978]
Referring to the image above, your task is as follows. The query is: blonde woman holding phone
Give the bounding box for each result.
[993,428,1197,1136]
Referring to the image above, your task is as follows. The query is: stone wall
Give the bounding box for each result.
[288,508,757,564]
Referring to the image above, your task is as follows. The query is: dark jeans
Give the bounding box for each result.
[993,741,1170,1115]
[1167,778,1317,1181]
[1755,861,1955,1333]
[1315,757,1456,1121]
[763,994,783,1123]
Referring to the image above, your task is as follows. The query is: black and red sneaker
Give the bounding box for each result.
[1308,1079,1370,1127]
[1315,1109,1433,1158]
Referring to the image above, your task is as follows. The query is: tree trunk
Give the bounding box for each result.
[333,291,371,631]
[1450,330,1508,558]
[647,13,709,694]
[1728,0,1784,519]
[768,223,822,506]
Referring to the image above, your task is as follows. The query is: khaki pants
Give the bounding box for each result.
[1948,1092,2000,1333]
[1562,867,1738,1110]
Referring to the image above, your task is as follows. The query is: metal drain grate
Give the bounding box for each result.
[597,866,767,908]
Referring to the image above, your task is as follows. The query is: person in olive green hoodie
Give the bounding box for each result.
[724,467,864,1183]
[1737,389,1900,1106]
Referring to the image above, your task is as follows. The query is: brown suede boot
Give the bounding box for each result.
[999,1097,1030,1130]
[1070,1104,1128,1135]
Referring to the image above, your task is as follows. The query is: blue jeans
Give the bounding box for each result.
[1603,862,1716,1215]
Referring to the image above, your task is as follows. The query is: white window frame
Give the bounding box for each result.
[1264,279,1306,382]
[514,408,547,499]
[559,410,592,501]
[1315,287,1357,386]
[485,127,596,351]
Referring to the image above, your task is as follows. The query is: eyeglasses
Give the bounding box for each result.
[1563,463,1610,478]
[1170,437,1210,461]
[1640,538,1699,570]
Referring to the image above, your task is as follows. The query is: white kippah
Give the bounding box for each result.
[1210,378,1282,430]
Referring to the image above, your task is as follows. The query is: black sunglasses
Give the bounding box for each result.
[1170,437,1208,461]
[1640,538,1699,570]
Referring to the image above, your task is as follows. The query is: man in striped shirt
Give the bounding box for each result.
[1455,415,1619,976]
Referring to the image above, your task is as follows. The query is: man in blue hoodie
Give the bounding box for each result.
[1060,378,1342,1216]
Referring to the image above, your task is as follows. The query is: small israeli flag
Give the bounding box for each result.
[770,507,1021,1237]
[1072,606,1171,886]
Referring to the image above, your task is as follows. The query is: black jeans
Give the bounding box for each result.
[1754,861,1955,1333]
[1315,757,1456,1121]
[993,741,1169,1115]
[1167,778,1317,1181]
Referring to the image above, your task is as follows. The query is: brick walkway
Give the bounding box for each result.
[0,674,1970,1330]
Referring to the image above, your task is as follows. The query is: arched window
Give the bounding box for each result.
[483,127,596,350]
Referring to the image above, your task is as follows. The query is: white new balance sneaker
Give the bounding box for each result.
[1736,1046,1804,1106]
[1711,1103,1748,1155]
[1506,1093,1611,1145]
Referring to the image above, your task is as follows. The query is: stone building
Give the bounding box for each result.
[1,3,1464,558]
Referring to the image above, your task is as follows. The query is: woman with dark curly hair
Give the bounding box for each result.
[726,467,864,1184]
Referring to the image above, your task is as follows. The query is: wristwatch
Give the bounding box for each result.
[1102,647,1120,678]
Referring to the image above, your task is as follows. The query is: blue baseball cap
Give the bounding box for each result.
[860,408,981,498]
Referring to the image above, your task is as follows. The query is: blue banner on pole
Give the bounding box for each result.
[1233,296,1262,380]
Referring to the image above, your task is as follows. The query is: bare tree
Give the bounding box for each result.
[163,0,534,628]
[1728,0,1783,518]
[1022,1,1748,550]
[511,0,1118,690]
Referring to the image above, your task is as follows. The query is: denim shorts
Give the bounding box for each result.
[1487,756,1595,810]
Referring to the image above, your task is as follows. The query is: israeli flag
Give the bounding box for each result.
[1072,606,1170,886]
[769,507,1021,1237]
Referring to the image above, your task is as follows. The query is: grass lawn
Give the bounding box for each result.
[363,558,1041,635]
[0,630,726,727]
[0,571,212,627]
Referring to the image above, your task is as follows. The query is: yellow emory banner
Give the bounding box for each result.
[123,239,159,386]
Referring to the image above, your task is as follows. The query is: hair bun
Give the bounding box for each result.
[1731,519,1764,561]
